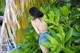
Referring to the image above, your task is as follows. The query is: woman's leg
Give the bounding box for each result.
[40,45,49,53]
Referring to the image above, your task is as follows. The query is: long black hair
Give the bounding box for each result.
[29,7,44,20]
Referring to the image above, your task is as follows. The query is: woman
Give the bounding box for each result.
[29,7,50,53]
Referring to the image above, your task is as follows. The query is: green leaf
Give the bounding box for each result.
[50,10,54,19]
[55,13,60,26]
[73,29,80,37]
[49,29,61,43]
[58,26,65,43]
[60,6,69,17]
[48,10,54,23]
[65,28,73,43]
[48,25,54,28]
[48,51,58,53]
[41,41,52,48]
[74,38,80,43]
[49,46,61,53]
[77,8,80,11]
[64,47,76,53]
[50,45,57,51]
[43,15,49,22]
[40,7,46,14]
[29,48,35,53]
[75,25,80,32]
[32,47,40,53]
[11,49,23,53]
[71,46,80,51]
[46,34,59,45]
[24,48,30,53]
[50,45,61,53]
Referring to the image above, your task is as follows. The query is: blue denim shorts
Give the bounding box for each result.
[39,32,51,45]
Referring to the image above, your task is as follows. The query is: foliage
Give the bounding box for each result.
[12,0,56,44]
[40,2,80,53]
[0,0,5,15]
[11,0,57,53]
[1,0,79,53]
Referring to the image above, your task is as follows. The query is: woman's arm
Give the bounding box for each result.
[31,21,40,34]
